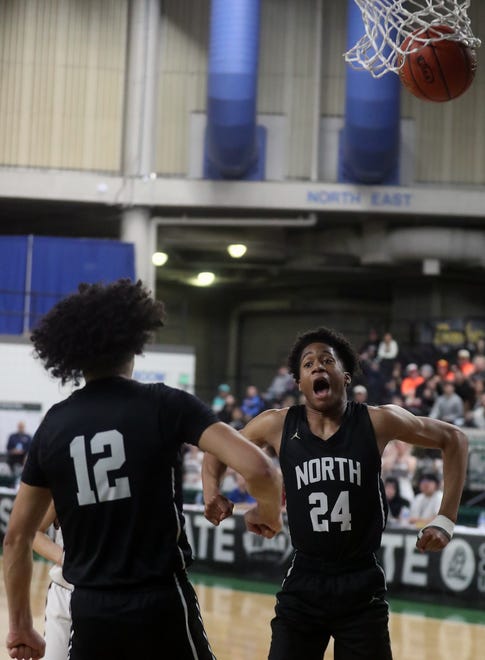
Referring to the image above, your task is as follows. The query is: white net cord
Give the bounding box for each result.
[344,0,481,78]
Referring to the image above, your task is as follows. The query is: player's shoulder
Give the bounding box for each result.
[258,406,290,421]
[367,402,407,418]
[242,407,289,450]
[367,403,417,436]
[128,379,184,400]
[245,406,289,433]
[367,403,407,422]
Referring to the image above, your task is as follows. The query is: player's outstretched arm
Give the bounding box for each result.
[199,420,283,536]
[370,404,468,551]
[3,482,52,659]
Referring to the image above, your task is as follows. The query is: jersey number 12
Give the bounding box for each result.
[70,430,131,505]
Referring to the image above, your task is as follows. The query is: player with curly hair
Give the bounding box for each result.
[3,278,282,660]
[203,326,468,660]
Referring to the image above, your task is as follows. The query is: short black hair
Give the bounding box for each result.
[31,279,165,385]
[384,476,399,488]
[419,472,440,484]
[287,327,359,382]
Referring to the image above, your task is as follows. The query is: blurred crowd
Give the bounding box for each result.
[354,329,485,428]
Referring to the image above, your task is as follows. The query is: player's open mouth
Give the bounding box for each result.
[313,377,329,395]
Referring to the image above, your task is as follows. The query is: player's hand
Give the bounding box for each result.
[416,526,450,553]
[204,493,234,526]
[244,505,283,539]
[6,627,46,659]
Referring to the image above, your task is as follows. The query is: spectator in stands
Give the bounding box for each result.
[352,384,368,403]
[472,355,485,381]
[409,473,443,527]
[466,391,485,429]
[226,472,256,506]
[435,359,455,392]
[456,348,475,378]
[360,358,387,405]
[418,363,434,384]
[358,328,380,360]
[381,439,417,503]
[416,363,434,395]
[383,362,403,404]
[400,363,425,413]
[377,331,399,380]
[384,477,410,525]
[415,364,435,392]
[264,365,296,406]
[217,393,238,424]
[411,365,443,471]
[182,445,203,494]
[279,393,298,409]
[429,381,465,426]
[412,444,443,491]
[401,363,424,399]
[413,379,437,416]
[470,376,485,414]
[473,337,485,358]
[389,393,405,408]
[6,421,32,476]
[411,364,437,415]
[452,369,476,414]
[220,466,238,495]
[240,385,266,420]
[211,383,231,413]
[228,405,245,431]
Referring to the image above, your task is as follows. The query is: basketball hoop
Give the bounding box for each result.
[344,0,481,78]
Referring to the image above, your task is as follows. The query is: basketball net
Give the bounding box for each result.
[344,0,481,78]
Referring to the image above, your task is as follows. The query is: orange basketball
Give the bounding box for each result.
[398,25,477,102]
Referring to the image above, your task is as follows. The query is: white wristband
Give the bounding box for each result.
[418,514,455,541]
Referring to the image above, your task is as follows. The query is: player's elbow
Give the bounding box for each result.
[456,428,469,453]
[245,459,282,496]
[444,426,468,458]
[244,457,272,484]
[3,527,30,555]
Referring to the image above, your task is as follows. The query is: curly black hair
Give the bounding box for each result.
[287,327,360,382]
[31,279,165,385]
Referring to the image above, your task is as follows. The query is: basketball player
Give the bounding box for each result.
[203,327,468,660]
[3,279,283,660]
[32,501,72,660]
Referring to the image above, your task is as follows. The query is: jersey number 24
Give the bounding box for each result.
[309,491,352,532]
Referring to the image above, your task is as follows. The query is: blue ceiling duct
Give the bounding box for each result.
[204,0,266,180]
[340,0,401,184]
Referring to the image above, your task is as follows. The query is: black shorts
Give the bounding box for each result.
[69,572,215,660]
[268,552,393,660]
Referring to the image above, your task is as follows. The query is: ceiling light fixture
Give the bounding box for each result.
[193,271,215,287]
[152,251,168,267]
[227,243,247,258]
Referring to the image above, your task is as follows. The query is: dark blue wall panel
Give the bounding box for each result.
[0,236,135,334]
[29,237,135,328]
[0,236,28,334]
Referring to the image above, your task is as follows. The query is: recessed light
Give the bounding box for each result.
[227,243,247,258]
[193,272,215,286]
[152,252,168,267]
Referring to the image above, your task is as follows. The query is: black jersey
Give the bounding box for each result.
[279,401,387,561]
[22,377,217,589]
